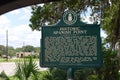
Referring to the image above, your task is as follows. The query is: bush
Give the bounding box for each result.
[88,75,98,80]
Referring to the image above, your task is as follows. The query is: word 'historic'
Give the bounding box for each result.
[53,27,87,35]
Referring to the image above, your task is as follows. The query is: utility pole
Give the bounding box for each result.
[23,42,25,47]
[6,30,8,61]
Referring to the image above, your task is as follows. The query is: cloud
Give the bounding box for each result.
[0,15,11,30]
[19,7,32,20]
[8,24,41,48]
[8,6,32,21]
[9,9,21,15]
[0,15,11,46]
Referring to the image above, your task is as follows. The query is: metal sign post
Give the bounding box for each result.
[67,68,74,80]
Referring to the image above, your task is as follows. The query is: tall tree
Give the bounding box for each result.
[101,0,120,49]
[16,47,23,52]
[29,0,101,31]
[34,47,40,53]
[29,0,120,48]
[0,45,5,56]
[22,45,35,52]
[8,46,16,57]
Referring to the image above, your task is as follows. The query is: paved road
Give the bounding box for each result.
[0,62,47,76]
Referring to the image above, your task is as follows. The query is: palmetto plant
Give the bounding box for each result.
[0,71,9,80]
[14,57,39,80]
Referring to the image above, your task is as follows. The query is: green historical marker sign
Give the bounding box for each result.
[40,10,103,68]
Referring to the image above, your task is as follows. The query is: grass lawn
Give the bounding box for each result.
[0,58,39,62]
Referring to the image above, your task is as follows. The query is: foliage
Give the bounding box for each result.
[37,68,97,80]
[74,69,95,80]
[34,47,40,53]
[9,76,19,80]
[49,68,66,80]
[0,58,36,62]
[29,0,101,31]
[87,75,98,80]
[37,70,52,80]
[15,47,23,52]
[16,46,40,53]
[101,0,120,48]
[8,46,16,57]
[0,45,40,58]
[14,57,39,80]
[0,45,16,57]
[0,71,9,80]
[0,45,6,56]
[34,47,40,58]
[35,68,66,80]
[29,0,120,48]
[96,49,119,80]
[22,45,35,52]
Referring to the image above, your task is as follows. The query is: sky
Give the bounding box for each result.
[0,6,107,48]
[0,6,41,48]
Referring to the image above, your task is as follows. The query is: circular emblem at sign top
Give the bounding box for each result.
[63,10,77,25]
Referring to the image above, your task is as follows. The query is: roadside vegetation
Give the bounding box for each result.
[0,47,120,80]
[0,45,40,59]
[0,58,38,62]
